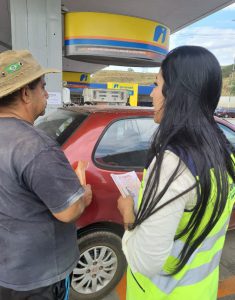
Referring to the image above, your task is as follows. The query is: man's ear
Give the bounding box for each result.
[20,86,31,104]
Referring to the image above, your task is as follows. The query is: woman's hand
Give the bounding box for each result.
[117,195,135,230]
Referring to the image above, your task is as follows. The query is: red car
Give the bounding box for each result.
[37,106,235,300]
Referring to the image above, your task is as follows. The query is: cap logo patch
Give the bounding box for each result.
[4,62,22,74]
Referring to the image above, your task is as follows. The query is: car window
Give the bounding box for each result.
[94,117,158,169]
[218,124,235,147]
[35,110,88,145]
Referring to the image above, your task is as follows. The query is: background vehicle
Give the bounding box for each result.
[36,107,235,299]
[215,107,235,118]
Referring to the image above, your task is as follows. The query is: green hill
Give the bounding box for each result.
[91,70,156,85]
[91,65,234,96]
[222,64,234,78]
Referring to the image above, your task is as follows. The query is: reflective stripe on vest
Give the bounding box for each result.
[169,216,229,259]
[152,249,222,294]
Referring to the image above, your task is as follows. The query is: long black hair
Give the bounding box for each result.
[131,46,235,274]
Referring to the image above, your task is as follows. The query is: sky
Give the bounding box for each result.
[105,2,235,72]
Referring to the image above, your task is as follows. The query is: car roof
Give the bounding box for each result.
[58,106,235,130]
[59,105,153,114]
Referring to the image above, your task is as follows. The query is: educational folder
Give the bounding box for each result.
[111,171,141,211]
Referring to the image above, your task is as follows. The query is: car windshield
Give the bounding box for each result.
[35,109,88,145]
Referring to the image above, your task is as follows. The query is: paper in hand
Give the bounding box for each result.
[111,171,141,211]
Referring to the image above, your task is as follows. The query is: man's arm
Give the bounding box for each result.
[22,147,93,223]
[52,184,92,223]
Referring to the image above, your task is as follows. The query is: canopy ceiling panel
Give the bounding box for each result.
[62,0,234,33]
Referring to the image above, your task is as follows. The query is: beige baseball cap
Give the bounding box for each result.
[0,50,60,98]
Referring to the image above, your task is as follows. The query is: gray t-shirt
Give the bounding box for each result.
[0,118,84,291]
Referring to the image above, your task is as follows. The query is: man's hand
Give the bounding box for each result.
[83,184,92,208]
[74,160,89,185]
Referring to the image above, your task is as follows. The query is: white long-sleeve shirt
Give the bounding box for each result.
[122,150,197,278]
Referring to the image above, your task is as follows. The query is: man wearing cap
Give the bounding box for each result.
[0,50,92,299]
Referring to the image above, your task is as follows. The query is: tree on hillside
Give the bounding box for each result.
[222,65,233,78]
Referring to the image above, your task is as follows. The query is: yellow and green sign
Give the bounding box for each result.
[63,72,90,84]
[107,82,138,106]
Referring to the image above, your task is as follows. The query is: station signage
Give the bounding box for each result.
[65,12,170,67]
[107,82,138,106]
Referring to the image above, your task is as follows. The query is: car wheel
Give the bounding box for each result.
[70,230,127,300]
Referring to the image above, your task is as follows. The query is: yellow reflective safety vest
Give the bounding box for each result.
[126,160,235,300]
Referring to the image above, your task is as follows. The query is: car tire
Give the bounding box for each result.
[70,230,127,300]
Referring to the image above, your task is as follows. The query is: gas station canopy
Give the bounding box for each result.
[64,12,170,67]
[0,0,233,104]
[1,0,234,54]
[63,0,234,68]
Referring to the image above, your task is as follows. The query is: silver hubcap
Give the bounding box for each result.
[71,246,118,294]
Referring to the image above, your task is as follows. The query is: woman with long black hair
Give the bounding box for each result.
[117,45,235,300]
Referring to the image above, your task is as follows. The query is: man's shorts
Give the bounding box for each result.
[0,277,69,300]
